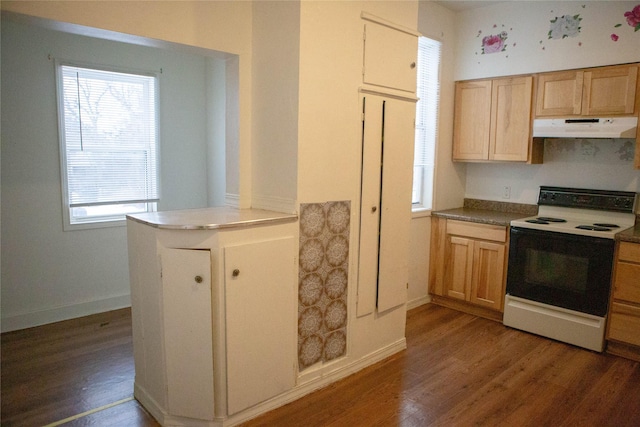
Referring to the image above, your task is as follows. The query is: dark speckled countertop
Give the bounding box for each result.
[431,199,537,227]
[616,223,640,244]
[433,199,640,242]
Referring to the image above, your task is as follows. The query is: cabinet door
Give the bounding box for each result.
[490,76,533,161]
[161,248,214,421]
[357,94,414,315]
[444,236,473,301]
[225,237,296,415]
[362,21,418,93]
[583,65,637,116]
[453,80,492,160]
[535,70,583,117]
[470,240,506,310]
[377,96,415,312]
[357,95,384,317]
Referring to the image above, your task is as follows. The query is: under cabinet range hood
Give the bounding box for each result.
[533,117,638,139]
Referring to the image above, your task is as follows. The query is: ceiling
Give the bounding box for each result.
[432,1,505,12]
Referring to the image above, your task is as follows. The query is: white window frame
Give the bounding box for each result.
[56,61,160,230]
[412,36,441,213]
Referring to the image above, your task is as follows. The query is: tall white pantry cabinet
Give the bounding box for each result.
[357,13,419,316]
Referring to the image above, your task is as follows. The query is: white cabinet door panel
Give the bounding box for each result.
[363,22,417,93]
[161,248,214,421]
[377,97,414,312]
[225,237,296,415]
[358,94,414,315]
[357,95,384,317]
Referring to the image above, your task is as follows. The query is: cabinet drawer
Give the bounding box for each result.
[446,220,506,243]
[613,261,640,302]
[618,242,640,263]
[608,302,640,346]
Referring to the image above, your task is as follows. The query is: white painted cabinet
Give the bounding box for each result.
[357,91,416,316]
[126,208,298,426]
[224,237,296,415]
[361,13,419,93]
[161,248,214,420]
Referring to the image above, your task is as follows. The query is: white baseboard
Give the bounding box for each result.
[407,295,431,311]
[1,294,131,333]
[133,338,407,427]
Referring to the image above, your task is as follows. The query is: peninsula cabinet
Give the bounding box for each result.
[126,208,298,426]
[606,241,640,362]
[453,76,537,163]
[535,63,638,117]
[429,217,508,321]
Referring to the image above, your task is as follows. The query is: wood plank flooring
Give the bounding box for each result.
[2,304,640,426]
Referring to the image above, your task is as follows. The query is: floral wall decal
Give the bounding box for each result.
[475,24,515,60]
[624,4,640,31]
[548,14,582,39]
[482,31,508,54]
[612,4,640,41]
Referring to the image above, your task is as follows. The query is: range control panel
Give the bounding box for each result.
[538,186,638,213]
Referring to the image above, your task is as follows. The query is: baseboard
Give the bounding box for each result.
[228,337,407,426]
[407,295,431,311]
[134,338,407,426]
[1,294,131,333]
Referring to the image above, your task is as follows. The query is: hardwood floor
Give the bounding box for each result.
[1,308,158,427]
[2,304,640,426]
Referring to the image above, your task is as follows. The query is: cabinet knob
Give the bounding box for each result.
[410,62,416,69]
[232,269,240,277]
[194,275,203,283]
[371,206,377,213]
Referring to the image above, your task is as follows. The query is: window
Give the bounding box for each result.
[413,37,441,210]
[57,63,159,229]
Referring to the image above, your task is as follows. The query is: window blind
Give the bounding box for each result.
[60,65,159,208]
[413,37,441,208]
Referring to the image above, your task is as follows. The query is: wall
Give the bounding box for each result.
[294,0,421,380]
[1,0,254,207]
[251,1,300,213]
[0,18,217,330]
[452,1,640,203]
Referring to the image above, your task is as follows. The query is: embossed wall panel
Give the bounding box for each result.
[298,201,350,371]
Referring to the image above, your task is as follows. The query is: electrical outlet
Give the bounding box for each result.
[502,186,511,199]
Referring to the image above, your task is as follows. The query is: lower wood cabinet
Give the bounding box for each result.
[429,217,508,320]
[606,241,640,361]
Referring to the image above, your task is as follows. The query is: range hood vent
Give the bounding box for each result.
[533,117,638,139]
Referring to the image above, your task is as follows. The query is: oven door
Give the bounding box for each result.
[506,227,614,316]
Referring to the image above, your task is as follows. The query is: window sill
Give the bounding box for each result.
[411,208,432,219]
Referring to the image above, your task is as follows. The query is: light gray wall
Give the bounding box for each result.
[1,17,218,331]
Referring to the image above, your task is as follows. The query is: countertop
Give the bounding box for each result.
[431,199,538,227]
[433,199,640,243]
[127,206,298,230]
[616,223,640,244]
[431,207,530,227]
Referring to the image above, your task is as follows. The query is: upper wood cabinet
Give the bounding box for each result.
[361,13,419,93]
[453,76,534,162]
[536,64,638,117]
